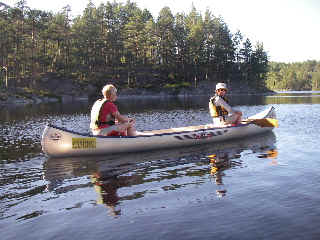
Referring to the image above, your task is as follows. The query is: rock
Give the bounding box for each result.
[0,91,8,101]
[84,84,97,96]
[61,95,73,102]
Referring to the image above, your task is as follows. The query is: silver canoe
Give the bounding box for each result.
[41,106,277,158]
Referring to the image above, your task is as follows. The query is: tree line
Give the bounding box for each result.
[0,0,269,91]
[266,60,320,91]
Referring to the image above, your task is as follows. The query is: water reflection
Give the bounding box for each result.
[2,91,320,123]
[0,101,91,123]
[91,171,143,216]
[118,95,268,112]
[258,149,279,165]
[265,91,320,104]
[43,132,277,217]
[208,153,239,197]
[208,139,278,198]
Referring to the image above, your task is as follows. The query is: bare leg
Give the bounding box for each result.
[127,126,137,136]
[234,112,242,124]
[117,123,137,136]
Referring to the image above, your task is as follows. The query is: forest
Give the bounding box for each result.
[0,0,270,93]
[266,61,320,91]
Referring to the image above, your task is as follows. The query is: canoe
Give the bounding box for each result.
[41,106,277,158]
[44,131,277,178]
[43,131,277,188]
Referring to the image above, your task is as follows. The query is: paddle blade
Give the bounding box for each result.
[250,118,278,128]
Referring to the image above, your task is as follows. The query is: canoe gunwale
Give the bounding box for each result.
[46,123,249,139]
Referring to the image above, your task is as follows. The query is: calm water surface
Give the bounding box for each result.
[1,93,320,240]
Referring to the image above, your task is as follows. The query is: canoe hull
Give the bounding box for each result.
[41,106,277,158]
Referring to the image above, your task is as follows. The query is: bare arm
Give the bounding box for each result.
[214,97,234,114]
[209,100,216,117]
[114,111,135,124]
[114,111,128,123]
[215,97,242,117]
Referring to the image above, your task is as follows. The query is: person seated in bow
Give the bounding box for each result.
[209,83,242,126]
[90,84,136,136]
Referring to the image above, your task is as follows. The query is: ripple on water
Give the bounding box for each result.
[2,96,320,239]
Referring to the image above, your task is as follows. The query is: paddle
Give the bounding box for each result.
[243,118,278,128]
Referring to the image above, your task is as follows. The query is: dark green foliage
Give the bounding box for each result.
[266,60,320,90]
[0,0,269,91]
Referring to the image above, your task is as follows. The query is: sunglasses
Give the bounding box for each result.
[218,89,227,92]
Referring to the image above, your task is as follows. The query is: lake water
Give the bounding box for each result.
[1,92,320,240]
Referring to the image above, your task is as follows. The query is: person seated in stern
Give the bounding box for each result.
[90,84,137,136]
[209,82,242,127]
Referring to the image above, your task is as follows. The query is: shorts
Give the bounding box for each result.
[224,114,238,124]
[213,114,238,126]
[92,125,126,136]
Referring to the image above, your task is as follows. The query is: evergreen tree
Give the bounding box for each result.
[0,0,272,92]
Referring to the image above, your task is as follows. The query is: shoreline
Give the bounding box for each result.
[0,79,276,106]
[0,90,276,107]
[0,73,279,106]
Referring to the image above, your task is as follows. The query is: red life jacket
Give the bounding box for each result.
[90,99,116,130]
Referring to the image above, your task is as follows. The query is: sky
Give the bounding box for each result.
[3,0,320,63]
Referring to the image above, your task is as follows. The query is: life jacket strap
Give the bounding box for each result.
[95,120,115,126]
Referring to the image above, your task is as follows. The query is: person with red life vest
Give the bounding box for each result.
[90,84,137,136]
[209,83,242,126]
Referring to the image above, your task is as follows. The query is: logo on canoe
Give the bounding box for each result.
[72,138,96,149]
[174,130,228,140]
[193,132,214,139]
[49,132,62,141]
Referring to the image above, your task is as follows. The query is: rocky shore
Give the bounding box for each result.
[0,76,274,106]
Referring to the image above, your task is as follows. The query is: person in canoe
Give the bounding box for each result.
[90,84,137,136]
[209,82,242,126]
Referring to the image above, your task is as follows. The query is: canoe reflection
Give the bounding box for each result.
[43,132,277,216]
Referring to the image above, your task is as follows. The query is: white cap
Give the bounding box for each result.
[216,83,227,91]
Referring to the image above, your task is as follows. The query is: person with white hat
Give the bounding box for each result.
[209,83,242,126]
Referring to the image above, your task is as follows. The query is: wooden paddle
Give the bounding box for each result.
[243,118,278,128]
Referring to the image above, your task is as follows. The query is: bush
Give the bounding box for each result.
[164,82,191,89]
